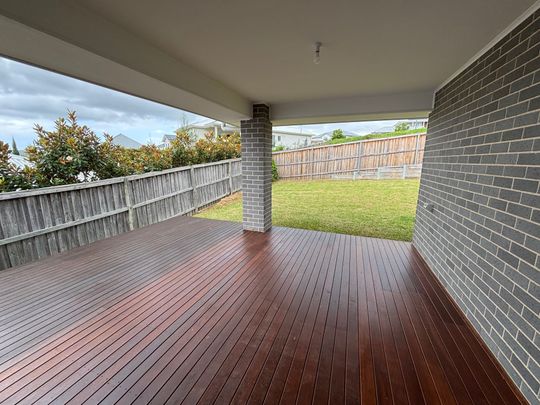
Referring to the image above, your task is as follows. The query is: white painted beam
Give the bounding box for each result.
[270,91,433,126]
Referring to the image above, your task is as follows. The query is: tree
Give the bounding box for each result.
[272,160,279,181]
[26,111,103,186]
[11,138,20,155]
[394,122,410,132]
[332,129,345,140]
[177,112,193,133]
[95,134,132,179]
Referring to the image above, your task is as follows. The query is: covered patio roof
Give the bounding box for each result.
[0,0,537,124]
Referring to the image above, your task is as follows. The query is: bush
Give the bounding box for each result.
[95,135,132,179]
[0,141,36,192]
[171,130,240,166]
[26,111,103,186]
[193,132,241,164]
[170,130,196,167]
[273,145,285,152]
[394,122,410,132]
[136,144,173,172]
[1,111,243,192]
[272,160,279,181]
[332,129,345,140]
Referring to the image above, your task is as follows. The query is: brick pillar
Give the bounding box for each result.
[241,104,272,232]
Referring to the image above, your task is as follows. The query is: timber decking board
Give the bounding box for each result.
[0,216,524,404]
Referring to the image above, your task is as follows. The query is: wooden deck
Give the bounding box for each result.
[0,216,523,404]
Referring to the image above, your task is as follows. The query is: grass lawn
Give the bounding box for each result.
[196,179,420,241]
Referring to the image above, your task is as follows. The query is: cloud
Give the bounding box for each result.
[0,57,204,147]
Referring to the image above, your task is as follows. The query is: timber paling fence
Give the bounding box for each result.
[272,132,426,180]
[0,135,425,270]
[0,158,241,270]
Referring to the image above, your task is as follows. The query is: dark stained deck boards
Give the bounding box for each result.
[0,216,525,404]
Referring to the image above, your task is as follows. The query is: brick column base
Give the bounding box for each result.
[241,104,272,232]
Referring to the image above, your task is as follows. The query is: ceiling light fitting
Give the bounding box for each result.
[313,42,321,65]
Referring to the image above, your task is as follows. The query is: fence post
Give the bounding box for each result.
[402,165,408,179]
[190,166,199,213]
[332,146,337,178]
[413,133,421,164]
[377,167,382,179]
[123,177,134,231]
[310,149,315,180]
[228,160,233,194]
[355,142,363,180]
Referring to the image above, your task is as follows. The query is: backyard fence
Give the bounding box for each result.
[0,158,241,270]
[272,132,426,180]
[0,134,426,270]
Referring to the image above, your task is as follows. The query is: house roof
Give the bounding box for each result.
[111,134,142,149]
[8,154,32,169]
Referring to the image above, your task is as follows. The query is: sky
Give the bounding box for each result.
[0,57,402,148]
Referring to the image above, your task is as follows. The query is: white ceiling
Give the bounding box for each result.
[0,0,537,124]
[76,0,533,102]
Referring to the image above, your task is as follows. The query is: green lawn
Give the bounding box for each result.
[196,179,420,241]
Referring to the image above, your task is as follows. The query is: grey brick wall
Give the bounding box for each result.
[241,104,272,232]
[413,9,540,403]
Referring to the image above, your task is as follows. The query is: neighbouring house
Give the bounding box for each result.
[111,133,142,149]
[310,134,328,145]
[271,129,311,149]
[408,118,428,129]
[159,134,175,148]
[160,120,312,149]
[159,120,238,148]
[310,130,350,144]
[186,120,238,139]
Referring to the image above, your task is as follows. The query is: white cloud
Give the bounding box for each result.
[0,57,204,147]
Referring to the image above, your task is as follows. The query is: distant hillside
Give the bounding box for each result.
[324,127,426,145]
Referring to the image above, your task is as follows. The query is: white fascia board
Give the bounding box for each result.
[0,0,251,122]
[270,91,433,126]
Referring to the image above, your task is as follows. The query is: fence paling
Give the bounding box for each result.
[0,158,242,271]
[272,133,426,179]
